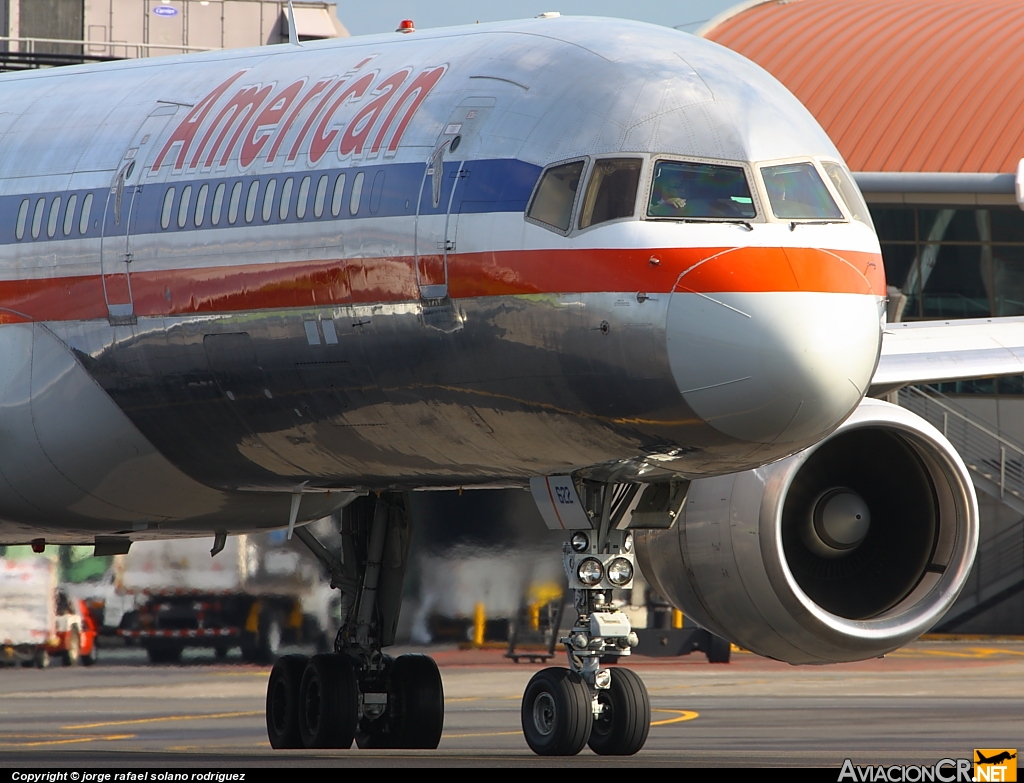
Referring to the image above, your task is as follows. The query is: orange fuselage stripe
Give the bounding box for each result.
[0,246,884,323]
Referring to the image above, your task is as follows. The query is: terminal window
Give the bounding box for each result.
[875,205,1024,394]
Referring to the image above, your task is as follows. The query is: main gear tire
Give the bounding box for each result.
[298,653,359,749]
[389,654,444,749]
[266,654,309,749]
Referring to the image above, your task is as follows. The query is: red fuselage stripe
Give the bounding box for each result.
[0,247,884,323]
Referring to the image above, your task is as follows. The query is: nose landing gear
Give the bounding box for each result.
[522,478,661,756]
[266,492,445,751]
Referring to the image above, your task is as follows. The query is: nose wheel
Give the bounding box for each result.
[587,667,650,755]
[521,668,593,755]
[520,665,650,756]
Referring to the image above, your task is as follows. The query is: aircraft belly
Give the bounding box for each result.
[54,292,752,492]
[0,321,354,539]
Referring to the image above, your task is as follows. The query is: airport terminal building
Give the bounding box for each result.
[703,0,1024,633]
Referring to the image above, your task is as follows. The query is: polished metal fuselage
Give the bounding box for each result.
[0,17,885,541]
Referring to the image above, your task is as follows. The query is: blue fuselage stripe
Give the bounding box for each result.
[0,158,542,248]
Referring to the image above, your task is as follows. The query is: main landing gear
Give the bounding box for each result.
[521,479,658,756]
[266,493,444,750]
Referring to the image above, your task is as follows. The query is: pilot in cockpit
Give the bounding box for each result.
[648,174,689,216]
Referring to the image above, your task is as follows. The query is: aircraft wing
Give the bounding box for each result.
[870,315,1024,395]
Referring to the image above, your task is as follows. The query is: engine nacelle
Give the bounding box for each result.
[634,399,978,664]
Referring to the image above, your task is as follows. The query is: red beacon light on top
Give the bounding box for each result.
[397,20,415,33]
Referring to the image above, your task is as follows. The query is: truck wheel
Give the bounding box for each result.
[63,628,81,667]
[258,611,282,664]
[705,635,731,663]
[35,649,50,669]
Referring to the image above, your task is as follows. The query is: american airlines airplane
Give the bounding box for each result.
[1,11,1021,756]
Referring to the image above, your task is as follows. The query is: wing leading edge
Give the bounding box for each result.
[871,316,1024,395]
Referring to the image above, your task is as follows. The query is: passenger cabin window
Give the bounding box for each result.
[761,162,843,220]
[80,193,93,235]
[579,158,642,229]
[161,188,175,230]
[195,184,209,227]
[262,178,277,222]
[15,199,28,240]
[211,183,226,226]
[63,194,77,236]
[314,175,328,218]
[528,160,584,233]
[648,161,756,219]
[280,178,293,221]
[47,196,61,238]
[177,185,192,229]
[331,173,346,217]
[297,176,310,219]
[31,198,45,239]
[348,172,362,216]
[821,160,874,229]
[245,180,259,223]
[228,182,242,224]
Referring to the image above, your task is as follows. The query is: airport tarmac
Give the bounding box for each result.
[0,639,1020,768]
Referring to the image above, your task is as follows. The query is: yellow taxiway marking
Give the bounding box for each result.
[0,734,135,748]
[63,711,263,730]
[443,730,524,739]
[650,708,699,726]
[889,647,1024,660]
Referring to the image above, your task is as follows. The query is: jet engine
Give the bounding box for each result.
[634,399,978,664]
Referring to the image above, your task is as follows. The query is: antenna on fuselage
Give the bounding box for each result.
[287,0,301,46]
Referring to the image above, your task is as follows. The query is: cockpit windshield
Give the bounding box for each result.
[647,160,756,220]
[761,162,844,220]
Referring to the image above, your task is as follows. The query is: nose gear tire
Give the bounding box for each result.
[521,667,593,756]
[298,653,359,749]
[587,667,650,756]
[266,654,309,749]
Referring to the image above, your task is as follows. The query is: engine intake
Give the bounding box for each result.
[635,399,978,664]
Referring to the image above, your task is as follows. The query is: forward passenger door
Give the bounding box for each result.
[100,104,179,324]
[414,98,495,300]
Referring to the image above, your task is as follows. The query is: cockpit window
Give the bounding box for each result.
[647,160,756,220]
[761,162,844,220]
[527,160,585,233]
[821,160,875,230]
[579,158,642,229]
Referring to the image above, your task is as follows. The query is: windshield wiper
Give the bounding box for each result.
[680,218,755,230]
[789,220,845,231]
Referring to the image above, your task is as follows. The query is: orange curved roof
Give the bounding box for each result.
[701,0,1024,173]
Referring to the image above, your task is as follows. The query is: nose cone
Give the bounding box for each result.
[667,247,883,447]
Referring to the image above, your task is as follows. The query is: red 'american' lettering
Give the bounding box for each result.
[152,59,446,174]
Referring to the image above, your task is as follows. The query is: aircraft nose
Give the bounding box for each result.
[667,247,883,446]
